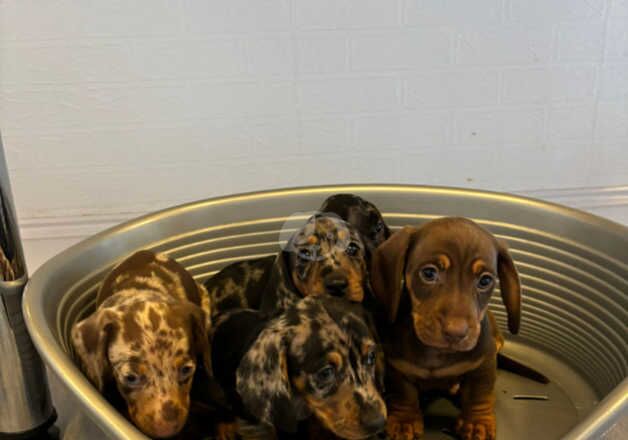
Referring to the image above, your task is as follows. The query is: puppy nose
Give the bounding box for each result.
[360,405,386,433]
[442,318,469,342]
[324,275,348,296]
[145,420,181,439]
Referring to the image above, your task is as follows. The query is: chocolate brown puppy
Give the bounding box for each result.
[370,218,522,440]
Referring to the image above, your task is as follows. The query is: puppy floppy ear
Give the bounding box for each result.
[179,302,213,377]
[359,310,386,393]
[374,347,386,393]
[236,325,306,433]
[496,239,521,334]
[370,226,415,323]
[70,309,118,391]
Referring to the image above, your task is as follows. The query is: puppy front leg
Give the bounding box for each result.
[456,355,497,440]
[386,367,423,440]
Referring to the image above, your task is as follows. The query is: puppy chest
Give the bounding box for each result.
[388,355,484,381]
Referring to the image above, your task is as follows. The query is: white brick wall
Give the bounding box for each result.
[295,0,400,30]
[404,70,500,108]
[0,0,626,238]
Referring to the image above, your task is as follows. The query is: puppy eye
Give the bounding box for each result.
[477,273,494,290]
[365,351,376,367]
[315,365,336,386]
[178,364,195,382]
[297,248,313,261]
[123,373,143,388]
[345,242,360,256]
[419,265,439,283]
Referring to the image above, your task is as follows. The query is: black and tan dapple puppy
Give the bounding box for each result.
[207,213,370,316]
[211,295,387,439]
[262,212,369,314]
[204,194,390,315]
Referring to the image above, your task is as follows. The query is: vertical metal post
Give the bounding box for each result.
[0,134,56,438]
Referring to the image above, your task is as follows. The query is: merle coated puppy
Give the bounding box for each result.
[211,213,370,316]
[211,295,387,439]
[71,250,213,439]
[204,194,390,315]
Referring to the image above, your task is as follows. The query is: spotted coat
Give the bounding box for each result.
[212,295,387,439]
[70,250,213,439]
[204,194,391,317]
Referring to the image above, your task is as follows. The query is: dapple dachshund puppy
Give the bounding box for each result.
[211,295,387,439]
[204,193,390,315]
[71,250,213,439]
[207,212,371,316]
[370,217,524,440]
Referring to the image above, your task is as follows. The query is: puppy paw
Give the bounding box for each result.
[386,410,424,440]
[215,421,239,440]
[455,413,496,440]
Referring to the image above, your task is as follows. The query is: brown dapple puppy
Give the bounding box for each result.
[71,250,213,439]
[370,217,521,440]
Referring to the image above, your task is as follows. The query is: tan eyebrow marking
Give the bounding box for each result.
[337,229,348,241]
[472,259,486,275]
[437,254,450,270]
[327,351,343,370]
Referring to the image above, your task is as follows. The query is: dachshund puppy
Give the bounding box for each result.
[208,212,370,316]
[370,218,522,440]
[205,193,390,315]
[318,193,390,258]
[71,250,213,439]
[264,213,368,309]
[206,254,276,313]
[211,295,387,439]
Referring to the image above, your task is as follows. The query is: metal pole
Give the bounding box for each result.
[0,134,56,438]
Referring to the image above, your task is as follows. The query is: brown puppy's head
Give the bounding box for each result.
[71,259,212,439]
[371,217,521,352]
[319,193,391,258]
[284,213,368,302]
[236,296,387,439]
